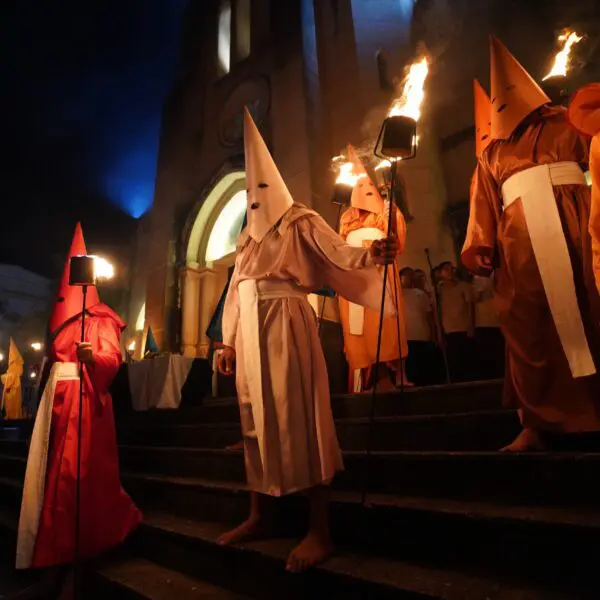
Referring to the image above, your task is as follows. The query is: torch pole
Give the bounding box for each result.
[318,200,345,335]
[74,285,87,600]
[362,160,399,505]
[425,249,451,384]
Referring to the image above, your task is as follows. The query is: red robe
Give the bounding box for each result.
[31,304,141,567]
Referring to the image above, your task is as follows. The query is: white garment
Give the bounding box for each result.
[16,362,79,569]
[128,355,194,411]
[501,161,594,377]
[403,288,431,341]
[345,227,385,335]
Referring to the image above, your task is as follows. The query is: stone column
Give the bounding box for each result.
[180,264,202,357]
[195,266,229,358]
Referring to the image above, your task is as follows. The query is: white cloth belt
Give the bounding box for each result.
[501,162,594,378]
[237,279,308,466]
[346,227,385,335]
[16,362,79,569]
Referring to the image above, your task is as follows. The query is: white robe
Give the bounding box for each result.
[222,204,394,496]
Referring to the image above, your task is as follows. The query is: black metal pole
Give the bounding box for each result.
[74,285,87,600]
[362,160,398,505]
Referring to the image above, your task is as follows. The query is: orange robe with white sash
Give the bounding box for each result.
[462,106,600,433]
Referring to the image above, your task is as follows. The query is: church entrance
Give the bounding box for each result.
[180,170,246,357]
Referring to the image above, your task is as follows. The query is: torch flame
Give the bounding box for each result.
[128,340,136,352]
[388,56,429,122]
[335,162,366,187]
[542,30,582,81]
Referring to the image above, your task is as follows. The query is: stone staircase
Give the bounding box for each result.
[1,380,600,598]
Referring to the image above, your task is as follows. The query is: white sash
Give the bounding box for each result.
[16,362,79,569]
[346,227,385,335]
[501,162,594,378]
[237,280,307,469]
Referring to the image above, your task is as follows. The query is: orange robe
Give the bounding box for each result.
[338,207,408,373]
[462,106,600,433]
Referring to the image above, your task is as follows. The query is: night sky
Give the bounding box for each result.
[1,0,188,277]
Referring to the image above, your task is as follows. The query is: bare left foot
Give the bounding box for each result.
[501,428,545,452]
[286,532,333,573]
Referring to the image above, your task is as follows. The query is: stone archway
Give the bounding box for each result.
[180,171,247,357]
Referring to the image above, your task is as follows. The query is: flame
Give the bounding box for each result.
[335,162,366,187]
[542,30,583,80]
[374,160,390,171]
[128,340,136,352]
[388,56,429,122]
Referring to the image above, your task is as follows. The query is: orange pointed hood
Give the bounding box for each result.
[473,79,492,158]
[243,108,294,242]
[347,145,384,214]
[490,36,550,139]
[567,83,600,137]
[7,339,23,375]
[49,223,100,334]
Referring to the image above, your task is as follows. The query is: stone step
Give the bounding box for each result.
[116,410,520,452]
[87,557,251,599]
[119,473,600,586]
[133,512,574,599]
[120,380,503,426]
[115,446,600,506]
[2,470,597,591]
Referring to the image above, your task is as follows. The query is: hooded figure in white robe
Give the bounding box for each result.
[221,109,396,497]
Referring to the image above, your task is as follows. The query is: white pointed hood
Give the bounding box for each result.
[243,108,294,242]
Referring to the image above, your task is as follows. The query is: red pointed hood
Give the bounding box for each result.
[49,223,100,333]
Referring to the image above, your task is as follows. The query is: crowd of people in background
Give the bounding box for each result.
[400,261,504,386]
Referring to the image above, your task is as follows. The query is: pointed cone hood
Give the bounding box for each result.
[473,79,492,158]
[49,223,100,334]
[568,83,600,137]
[243,108,294,242]
[144,326,159,355]
[490,36,550,139]
[347,145,384,214]
[7,339,23,372]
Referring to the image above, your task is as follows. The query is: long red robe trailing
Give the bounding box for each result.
[30,304,141,568]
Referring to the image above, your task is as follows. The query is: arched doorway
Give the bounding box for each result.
[180,171,246,357]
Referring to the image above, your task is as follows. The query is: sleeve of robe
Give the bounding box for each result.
[221,264,240,348]
[298,213,396,316]
[461,162,500,276]
[89,317,123,399]
[589,136,600,293]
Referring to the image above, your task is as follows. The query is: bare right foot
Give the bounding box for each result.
[217,518,263,546]
[501,428,545,452]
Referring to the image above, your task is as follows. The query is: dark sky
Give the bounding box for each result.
[1,0,188,277]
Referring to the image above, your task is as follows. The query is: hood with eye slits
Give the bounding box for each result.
[243,107,294,242]
[473,79,492,158]
[490,36,550,140]
[347,144,384,214]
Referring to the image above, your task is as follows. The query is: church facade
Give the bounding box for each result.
[127,0,599,359]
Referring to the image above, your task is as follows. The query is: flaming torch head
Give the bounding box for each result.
[376,56,428,160]
[542,30,583,105]
[332,160,364,205]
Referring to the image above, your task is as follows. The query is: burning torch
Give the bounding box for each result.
[363,54,429,504]
[541,30,583,104]
[68,254,114,600]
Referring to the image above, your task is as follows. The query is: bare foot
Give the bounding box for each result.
[286,532,333,573]
[395,378,415,388]
[224,440,244,452]
[501,428,545,452]
[217,518,263,546]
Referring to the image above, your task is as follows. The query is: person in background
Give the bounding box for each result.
[401,268,438,385]
[437,261,475,382]
[473,273,505,379]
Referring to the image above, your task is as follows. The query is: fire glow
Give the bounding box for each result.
[387,56,429,122]
[542,30,583,81]
[335,162,366,188]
